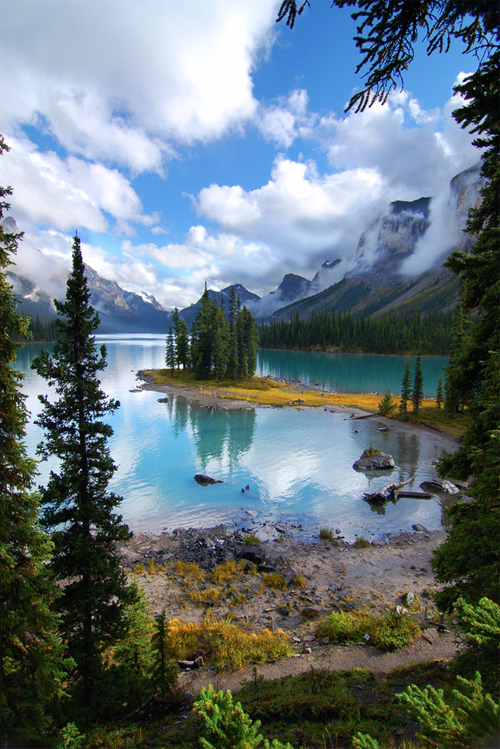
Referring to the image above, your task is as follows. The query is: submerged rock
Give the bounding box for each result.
[353,448,395,471]
[194,474,223,486]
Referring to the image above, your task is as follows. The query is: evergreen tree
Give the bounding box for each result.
[411,354,424,414]
[165,327,175,371]
[212,301,229,381]
[236,306,258,380]
[227,285,239,383]
[0,138,70,745]
[398,358,411,415]
[436,374,444,409]
[172,307,189,370]
[191,285,215,379]
[378,390,395,416]
[151,608,177,696]
[32,235,133,716]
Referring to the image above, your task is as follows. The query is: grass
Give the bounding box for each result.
[316,609,421,651]
[165,615,292,670]
[354,537,371,549]
[319,527,339,545]
[143,369,468,437]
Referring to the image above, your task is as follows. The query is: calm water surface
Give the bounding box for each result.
[16,336,453,540]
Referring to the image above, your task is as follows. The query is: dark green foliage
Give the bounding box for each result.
[188,285,258,381]
[32,235,133,716]
[0,137,70,745]
[411,353,424,414]
[152,608,178,696]
[165,327,175,371]
[398,358,411,415]
[172,307,190,369]
[397,672,499,749]
[258,309,455,355]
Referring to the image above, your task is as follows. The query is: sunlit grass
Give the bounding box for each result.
[143,369,467,436]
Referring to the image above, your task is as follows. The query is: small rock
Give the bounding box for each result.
[194,474,223,486]
[423,628,439,644]
[406,591,415,605]
[412,523,428,532]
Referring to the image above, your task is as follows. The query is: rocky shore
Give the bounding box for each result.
[121,522,457,693]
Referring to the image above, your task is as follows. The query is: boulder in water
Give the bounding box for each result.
[353,448,395,471]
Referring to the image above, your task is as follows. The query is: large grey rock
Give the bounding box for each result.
[353,449,395,471]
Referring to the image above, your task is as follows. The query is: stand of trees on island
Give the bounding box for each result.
[258,309,455,355]
[166,284,258,381]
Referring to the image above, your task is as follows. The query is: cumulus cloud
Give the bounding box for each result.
[197,156,386,276]
[2,137,156,233]
[320,87,477,200]
[256,89,314,148]
[0,0,278,171]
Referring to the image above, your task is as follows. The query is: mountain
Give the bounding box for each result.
[83,265,173,333]
[180,283,261,327]
[249,273,311,318]
[9,262,173,334]
[271,164,483,321]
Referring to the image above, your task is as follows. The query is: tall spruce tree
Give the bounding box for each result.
[398,358,411,415]
[411,354,424,414]
[32,235,133,715]
[0,138,69,744]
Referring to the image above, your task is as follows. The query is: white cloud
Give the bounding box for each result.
[321,87,478,200]
[256,89,313,148]
[2,137,155,233]
[0,0,278,171]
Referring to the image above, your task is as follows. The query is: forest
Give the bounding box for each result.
[258,309,455,355]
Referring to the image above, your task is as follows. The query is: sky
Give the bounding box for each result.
[0,0,481,310]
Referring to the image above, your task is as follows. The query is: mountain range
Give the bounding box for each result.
[6,163,483,333]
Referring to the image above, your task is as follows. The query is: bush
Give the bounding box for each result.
[316,609,420,651]
[193,685,294,749]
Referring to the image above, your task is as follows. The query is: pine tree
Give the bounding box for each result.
[0,138,69,744]
[32,235,133,716]
[398,358,411,415]
[227,285,239,383]
[165,327,175,371]
[378,390,395,416]
[411,354,424,414]
[191,285,214,379]
[436,374,444,409]
[212,301,229,381]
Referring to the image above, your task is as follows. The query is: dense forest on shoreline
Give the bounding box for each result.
[258,309,455,355]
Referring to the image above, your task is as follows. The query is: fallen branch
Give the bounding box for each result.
[363,476,414,504]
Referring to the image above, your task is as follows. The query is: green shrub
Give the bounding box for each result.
[317,609,420,651]
[263,572,286,590]
[193,685,294,749]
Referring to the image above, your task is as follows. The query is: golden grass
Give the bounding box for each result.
[143,370,466,437]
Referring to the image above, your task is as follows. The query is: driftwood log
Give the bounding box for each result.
[363,476,414,504]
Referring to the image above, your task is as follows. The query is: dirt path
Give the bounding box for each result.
[178,634,457,696]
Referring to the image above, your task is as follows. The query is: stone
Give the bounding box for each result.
[353,449,395,471]
[194,474,223,486]
[419,479,459,495]
[423,628,439,644]
[412,523,428,532]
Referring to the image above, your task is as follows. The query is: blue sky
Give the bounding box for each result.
[0,0,480,309]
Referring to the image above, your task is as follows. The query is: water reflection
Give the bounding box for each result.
[14,338,457,539]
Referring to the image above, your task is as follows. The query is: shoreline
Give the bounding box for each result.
[122,523,458,692]
[137,369,459,451]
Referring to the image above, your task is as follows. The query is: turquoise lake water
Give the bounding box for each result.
[16,336,453,540]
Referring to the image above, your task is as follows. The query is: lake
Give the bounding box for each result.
[16,336,453,541]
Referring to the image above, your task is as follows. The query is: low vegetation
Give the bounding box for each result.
[165,616,292,670]
[316,609,421,651]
